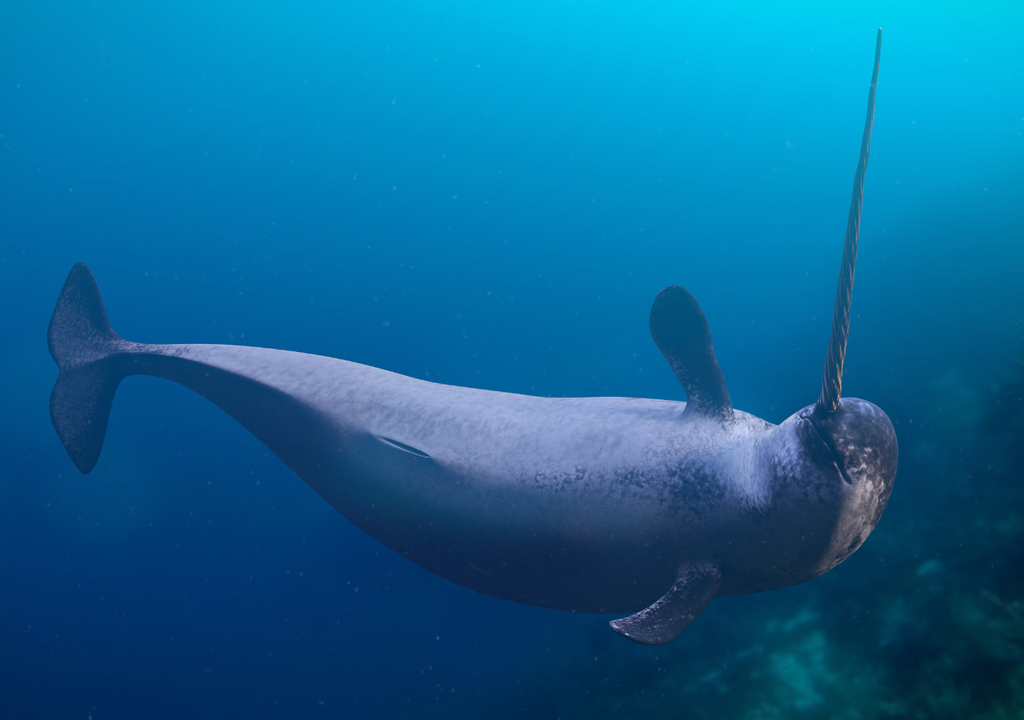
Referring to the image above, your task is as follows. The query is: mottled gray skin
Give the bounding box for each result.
[48,264,897,642]
[52,332,896,613]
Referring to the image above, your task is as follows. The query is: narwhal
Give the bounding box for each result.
[48,30,895,645]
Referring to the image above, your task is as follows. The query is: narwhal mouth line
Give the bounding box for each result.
[803,414,855,486]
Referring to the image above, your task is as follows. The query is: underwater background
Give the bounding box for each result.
[2,0,1023,717]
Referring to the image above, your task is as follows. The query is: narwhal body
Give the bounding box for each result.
[48,31,896,645]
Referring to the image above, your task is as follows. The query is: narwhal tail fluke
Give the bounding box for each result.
[47,262,133,474]
[817,28,882,414]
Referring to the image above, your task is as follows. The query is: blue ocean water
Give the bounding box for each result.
[2,1,1022,717]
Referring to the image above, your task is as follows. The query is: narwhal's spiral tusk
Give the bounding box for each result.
[817,28,882,414]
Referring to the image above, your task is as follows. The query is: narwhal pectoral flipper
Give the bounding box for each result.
[649,286,733,424]
[608,563,720,645]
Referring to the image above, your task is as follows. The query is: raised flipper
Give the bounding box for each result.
[649,286,733,423]
[609,563,720,645]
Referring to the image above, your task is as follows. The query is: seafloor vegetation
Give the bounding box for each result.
[485,348,1024,719]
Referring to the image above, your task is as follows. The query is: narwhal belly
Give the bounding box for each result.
[128,343,771,612]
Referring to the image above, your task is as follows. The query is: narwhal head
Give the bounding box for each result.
[738,394,897,594]
[790,397,898,563]
[767,26,897,580]
[802,398,898,503]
